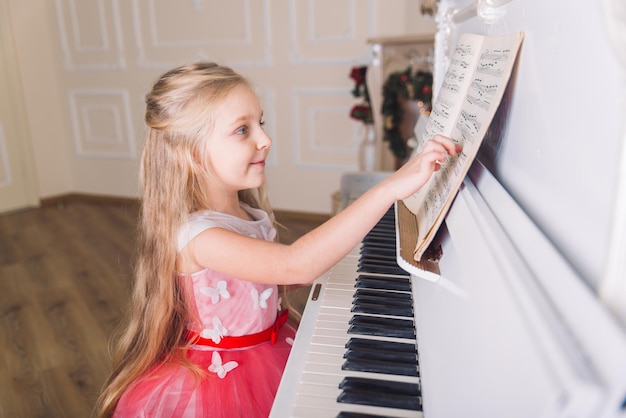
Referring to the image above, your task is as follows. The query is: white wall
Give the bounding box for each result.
[7,0,436,213]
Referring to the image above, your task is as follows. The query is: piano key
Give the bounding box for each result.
[341,358,419,377]
[358,263,410,277]
[351,301,414,317]
[311,334,415,352]
[352,294,413,308]
[301,354,418,384]
[313,315,417,343]
[336,412,407,418]
[339,376,421,397]
[355,276,412,292]
[347,324,414,340]
[353,288,413,301]
[272,205,423,418]
[345,337,417,353]
[298,369,418,387]
[348,315,416,340]
[343,346,418,367]
[337,377,422,411]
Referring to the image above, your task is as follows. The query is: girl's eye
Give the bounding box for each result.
[260,120,265,127]
[235,126,248,135]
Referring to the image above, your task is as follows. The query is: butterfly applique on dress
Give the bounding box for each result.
[200,280,230,304]
[251,287,273,309]
[200,316,228,343]
[208,351,239,379]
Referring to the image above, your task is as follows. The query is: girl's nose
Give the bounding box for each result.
[257,129,272,149]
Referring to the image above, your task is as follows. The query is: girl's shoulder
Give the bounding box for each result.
[177,205,275,252]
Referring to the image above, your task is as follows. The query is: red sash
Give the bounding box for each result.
[185,309,289,349]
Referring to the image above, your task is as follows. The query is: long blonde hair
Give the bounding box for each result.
[94,62,274,417]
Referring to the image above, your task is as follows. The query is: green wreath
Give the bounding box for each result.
[381,67,433,159]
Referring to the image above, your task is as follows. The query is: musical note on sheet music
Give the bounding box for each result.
[402,32,524,261]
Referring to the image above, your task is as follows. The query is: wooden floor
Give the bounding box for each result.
[0,200,326,418]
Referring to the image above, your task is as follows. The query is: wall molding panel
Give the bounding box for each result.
[68,90,136,159]
[292,89,359,170]
[132,0,271,69]
[289,0,374,64]
[55,0,125,70]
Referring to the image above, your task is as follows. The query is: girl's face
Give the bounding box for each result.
[203,85,272,194]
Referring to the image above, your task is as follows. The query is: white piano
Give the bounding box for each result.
[271,0,626,417]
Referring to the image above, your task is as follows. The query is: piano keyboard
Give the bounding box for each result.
[273,207,423,418]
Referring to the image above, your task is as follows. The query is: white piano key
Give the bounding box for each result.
[318,314,352,325]
[323,283,356,293]
[318,294,354,309]
[322,289,355,299]
[308,334,350,347]
[312,318,417,345]
[295,382,340,399]
[301,352,420,384]
[292,394,423,418]
[296,370,419,392]
[319,305,352,316]
[298,371,349,386]
[304,342,346,357]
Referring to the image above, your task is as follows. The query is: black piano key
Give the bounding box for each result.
[356,274,410,284]
[359,248,398,265]
[344,347,417,365]
[358,256,400,267]
[364,228,394,237]
[337,391,421,412]
[353,292,413,306]
[345,337,417,354]
[360,249,396,260]
[352,296,413,310]
[339,376,421,397]
[353,288,412,300]
[358,263,408,276]
[352,293,413,305]
[351,302,413,317]
[348,315,416,339]
[342,358,418,377]
[362,235,395,246]
[357,255,401,266]
[347,324,414,339]
[361,242,395,251]
[362,236,395,245]
[357,251,397,263]
[336,412,397,418]
[349,314,414,329]
[337,377,422,411]
[355,276,411,292]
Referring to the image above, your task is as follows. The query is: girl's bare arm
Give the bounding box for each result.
[179,135,460,284]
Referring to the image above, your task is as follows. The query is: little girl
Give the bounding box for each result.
[95,62,459,417]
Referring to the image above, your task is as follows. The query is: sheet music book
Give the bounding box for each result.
[403,32,524,261]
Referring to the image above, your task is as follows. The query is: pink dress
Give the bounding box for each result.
[114,205,296,417]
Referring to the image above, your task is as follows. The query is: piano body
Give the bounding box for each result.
[271,0,626,417]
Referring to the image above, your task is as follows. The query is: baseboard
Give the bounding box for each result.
[273,210,331,224]
[40,193,140,209]
[40,193,330,222]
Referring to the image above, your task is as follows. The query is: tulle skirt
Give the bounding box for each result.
[114,325,296,418]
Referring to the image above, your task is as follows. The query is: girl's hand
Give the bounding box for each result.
[383,134,461,201]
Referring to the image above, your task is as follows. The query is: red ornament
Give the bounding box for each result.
[350,66,367,85]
